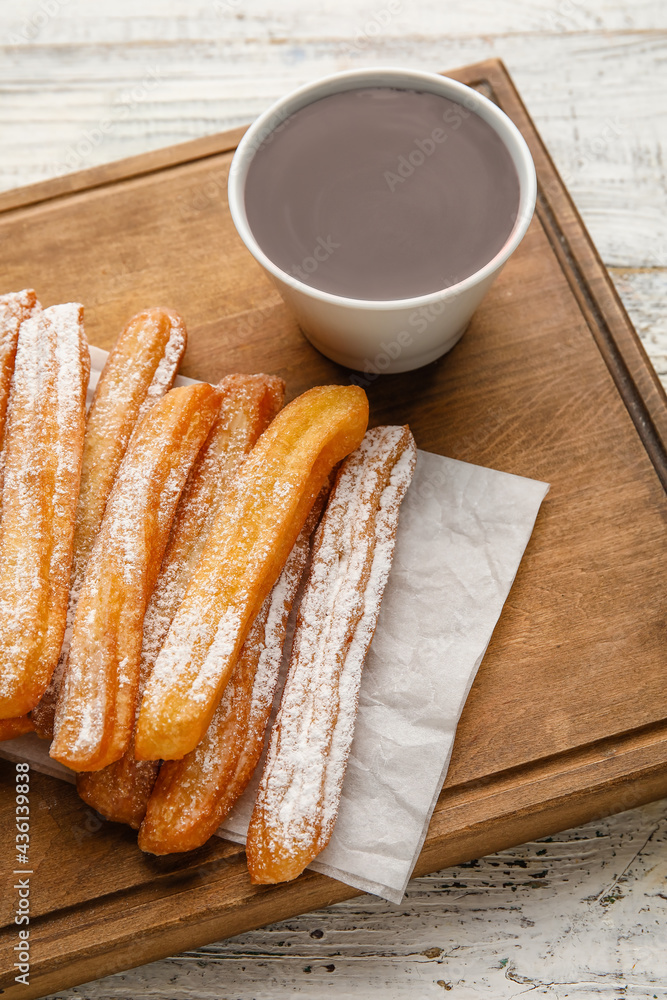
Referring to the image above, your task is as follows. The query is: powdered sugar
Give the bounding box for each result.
[247,523,311,723]
[0,306,52,694]
[45,303,91,599]
[321,440,416,834]
[138,375,284,709]
[137,488,322,853]
[34,307,187,737]
[136,385,368,761]
[0,299,88,712]
[134,312,187,428]
[0,290,37,516]
[0,289,35,355]
[50,385,218,766]
[199,492,323,782]
[249,426,416,872]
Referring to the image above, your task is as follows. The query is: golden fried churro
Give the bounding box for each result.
[33,307,187,739]
[246,425,416,884]
[50,383,221,771]
[0,715,35,741]
[77,374,284,827]
[0,290,37,504]
[0,303,90,720]
[140,375,286,682]
[135,384,369,763]
[138,488,327,854]
[0,293,36,425]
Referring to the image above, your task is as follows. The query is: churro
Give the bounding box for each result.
[0,290,37,506]
[33,307,187,738]
[138,487,327,854]
[246,425,416,884]
[0,303,89,720]
[50,383,221,771]
[77,374,284,827]
[135,384,369,763]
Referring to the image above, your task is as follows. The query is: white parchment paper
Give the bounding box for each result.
[0,348,549,903]
[216,450,548,901]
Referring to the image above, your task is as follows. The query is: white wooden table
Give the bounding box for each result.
[2,2,666,996]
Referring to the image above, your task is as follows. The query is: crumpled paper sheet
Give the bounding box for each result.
[0,347,548,903]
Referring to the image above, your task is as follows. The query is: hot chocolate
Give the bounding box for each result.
[244,86,521,301]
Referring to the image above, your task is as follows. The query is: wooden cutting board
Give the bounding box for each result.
[1,58,666,1000]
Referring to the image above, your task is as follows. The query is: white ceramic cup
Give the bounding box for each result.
[228,67,537,374]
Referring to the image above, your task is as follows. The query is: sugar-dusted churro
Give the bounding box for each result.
[50,383,221,771]
[77,374,285,827]
[0,293,35,428]
[140,375,286,680]
[135,384,369,763]
[138,487,327,854]
[0,716,35,741]
[246,425,416,884]
[33,307,187,738]
[0,303,90,720]
[0,290,37,501]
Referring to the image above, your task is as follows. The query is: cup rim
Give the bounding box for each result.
[228,66,537,312]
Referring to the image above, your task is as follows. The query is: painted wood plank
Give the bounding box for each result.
[2,0,667,44]
[611,268,667,390]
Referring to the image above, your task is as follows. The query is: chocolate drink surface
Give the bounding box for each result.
[244,87,521,301]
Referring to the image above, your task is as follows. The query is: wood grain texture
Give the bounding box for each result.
[40,800,667,999]
[0,56,666,999]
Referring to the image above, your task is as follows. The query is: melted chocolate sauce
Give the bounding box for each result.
[244,87,521,301]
